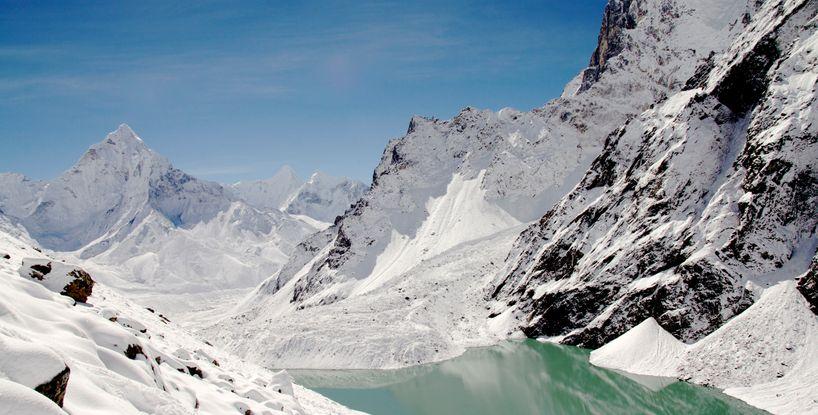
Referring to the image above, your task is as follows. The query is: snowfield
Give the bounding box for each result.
[0,215,362,415]
[203,225,527,369]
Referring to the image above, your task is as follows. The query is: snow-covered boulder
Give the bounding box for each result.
[0,335,70,407]
[18,258,94,303]
[0,379,66,415]
[269,370,294,396]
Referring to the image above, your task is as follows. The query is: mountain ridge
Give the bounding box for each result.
[0,125,364,309]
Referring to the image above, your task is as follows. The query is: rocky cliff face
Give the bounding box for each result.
[578,0,644,92]
[797,253,818,314]
[490,0,817,347]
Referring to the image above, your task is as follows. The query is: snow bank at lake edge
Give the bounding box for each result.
[589,280,818,414]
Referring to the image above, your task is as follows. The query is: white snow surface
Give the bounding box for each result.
[203,225,527,369]
[589,317,687,377]
[0,379,65,415]
[0,214,362,415]
[590,281,818,414]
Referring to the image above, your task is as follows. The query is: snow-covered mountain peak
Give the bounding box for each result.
[276,164,298,179]
[0,124,374,301]
[229,165,304,211]
[206,0,818,383]
[74,124,165,176]
[17,125,230,251]
[107,123,142,142]
[283,172,367,223]
[230,166,366,223]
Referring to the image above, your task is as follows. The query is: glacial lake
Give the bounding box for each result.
[291,340,766,415]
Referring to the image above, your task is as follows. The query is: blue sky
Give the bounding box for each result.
[0,0,606,183]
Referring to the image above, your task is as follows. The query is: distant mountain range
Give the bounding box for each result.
[0,125,365,297]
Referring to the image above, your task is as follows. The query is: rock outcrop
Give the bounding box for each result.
[33,366,70,407]
[491,0,817,347]
[797,254,818,314]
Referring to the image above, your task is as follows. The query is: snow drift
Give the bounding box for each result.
[590,280,818,414]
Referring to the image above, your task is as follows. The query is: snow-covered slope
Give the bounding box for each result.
[0,126,320,312]
[205,225,526,369]
[491,0,818,348]
[590,280,818,414]
[207,0,775,369]
[588,317,687,377]
[230,167,366,225]
[0,214,361,415]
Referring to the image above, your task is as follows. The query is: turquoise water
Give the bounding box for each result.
[292,340,766,415]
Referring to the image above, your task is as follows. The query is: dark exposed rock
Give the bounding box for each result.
[521,285,614,339]
[564,261,753,348]
[28,262,52,280]
[797,255,818,314]
[585,152,618,190]
[683,51,717,90]
[124,343,146,360]
[579,0,642,92]
[712,34,780,115]
[23,260,96,303]
[490,1,818,352]
[528,242,584,282]
[34,366,70,407]
[187,365,204,378]
[61,269,94,303]
[2,253,9,260]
